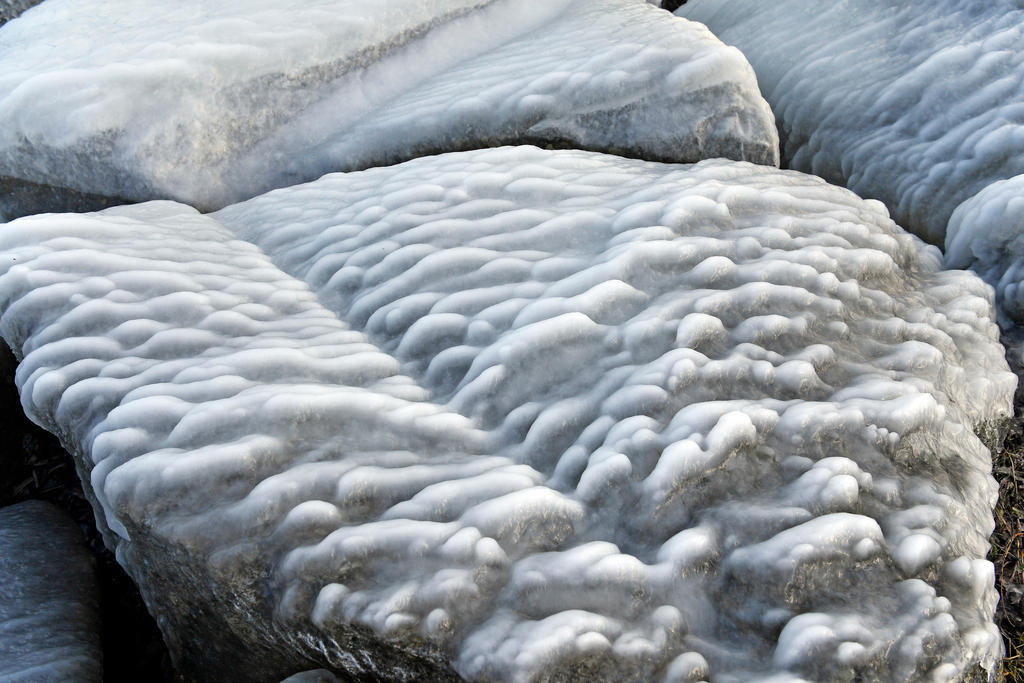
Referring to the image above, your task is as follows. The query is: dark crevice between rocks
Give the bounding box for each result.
[660,0,688,12]
[992,331,1024,682]
[0,175,137,222]
[992,421,1024,682]
[0,0,44,27]
[0,343,177,682]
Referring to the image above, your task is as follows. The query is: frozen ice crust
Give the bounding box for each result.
[945,174,1024,367]
[0,0,776,215]
[680,0,1024,247]
[0,148,1013,681]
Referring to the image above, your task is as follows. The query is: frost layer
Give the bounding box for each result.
[0,500,101,683]
[0,148,1015,681]
[680,0,1024,246]
[0,0,776,215]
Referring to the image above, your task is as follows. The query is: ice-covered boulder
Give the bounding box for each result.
[679,0,1024,247]
[946,175,1024,359]
[0,0,777,218]
[0,500,102,683]
[0,147,1014,681]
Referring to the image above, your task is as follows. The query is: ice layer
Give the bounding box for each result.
[0,147,1014,681]
[945,174,1024,366]
[679,0,1024,246]
[0,0,776,216]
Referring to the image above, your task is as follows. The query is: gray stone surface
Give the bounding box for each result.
[0,0,42,27]
[0,500,101,682]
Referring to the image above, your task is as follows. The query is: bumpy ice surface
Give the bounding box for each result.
[0,0,776,215]
[0,500,101,683]
[0,147,1015,681]
[946,174,1024,354]
[679,0,1024,246]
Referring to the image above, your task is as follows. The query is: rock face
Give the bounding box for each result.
[0,500,102,682]
[0,0,777,218]
[0,0,42,27]
[0,147,1013,681]
[679,0,1024,247]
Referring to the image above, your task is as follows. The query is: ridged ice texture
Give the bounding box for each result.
[679,0,1024,246]
[946,175,1024,340]
[0,0,776,214]
[1,148,1016,681]
[0,501,101,683]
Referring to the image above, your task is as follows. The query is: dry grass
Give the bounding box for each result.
[991,424,1024,682]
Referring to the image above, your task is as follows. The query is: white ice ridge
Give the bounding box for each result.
[0,147,1015,681]
[946,174,1024,354]
[0,501,102,683]
[679,0,1024,247]
[0,0,776,214]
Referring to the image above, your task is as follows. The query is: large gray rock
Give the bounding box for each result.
[0,148,1014,681]
[0,500,102,682]
[0,0,776,218]
[0,0,42,27]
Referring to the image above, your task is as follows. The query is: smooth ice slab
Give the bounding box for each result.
[0,148,1014,681]
[679,0,1024,246]
[0,0,776,216]
[0,500,101,683]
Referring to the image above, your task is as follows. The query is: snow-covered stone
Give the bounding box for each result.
[0,0,776,217]
[0,500,101,683]
[946,175,1024,365]
[0,147,1013,681]
[679,0,1024,246]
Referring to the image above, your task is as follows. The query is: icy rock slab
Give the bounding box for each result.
[0,0,777,217]
[946,175,1024,364]
[0,500,101,683]
[0,147,1015,681]
[679,0,1024,246]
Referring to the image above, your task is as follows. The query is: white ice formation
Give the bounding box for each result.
[0,500,101,683]
[0,147,1014,681]
[0,0,776,216]
[679,0,1024,247]
[946,174,1024,358]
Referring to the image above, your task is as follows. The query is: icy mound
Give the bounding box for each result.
[0,500,101,683]
[0,0,776,216]
[0,148,1015,681]
[946,175,1024,357]
[679,0,1024,246]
